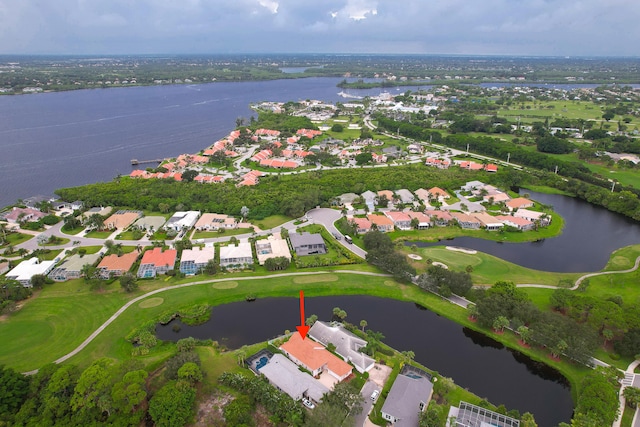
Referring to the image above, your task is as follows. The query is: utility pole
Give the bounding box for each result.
[507,152,510,164]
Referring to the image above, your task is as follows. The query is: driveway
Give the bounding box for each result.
[306,208,367,259]
[354,379,379,427]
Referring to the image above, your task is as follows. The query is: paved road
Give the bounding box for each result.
[307,207,367,259]
[353,380,379,427]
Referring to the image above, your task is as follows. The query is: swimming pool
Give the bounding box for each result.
[256,356,269,370]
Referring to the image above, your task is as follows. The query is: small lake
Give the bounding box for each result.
[412,190,640,272]
[157,295,572,427]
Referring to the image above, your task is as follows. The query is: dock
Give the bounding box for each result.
[131,158,163,165]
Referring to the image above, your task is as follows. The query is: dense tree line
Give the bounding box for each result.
[56,165,475,219]
[362,231,416,281]
[0,277,32,315]
[416,265,473,297]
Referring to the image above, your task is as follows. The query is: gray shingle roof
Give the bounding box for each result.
[308,321,375,373]
[381,374,433,427]
[259,354,329,402]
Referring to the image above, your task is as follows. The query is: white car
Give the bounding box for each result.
[302,398,315,409]
[371,390,380,402]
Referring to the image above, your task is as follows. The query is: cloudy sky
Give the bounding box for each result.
[1,0,637,56]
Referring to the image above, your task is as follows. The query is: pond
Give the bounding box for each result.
[412,190,640,272]
[157,295,572,427]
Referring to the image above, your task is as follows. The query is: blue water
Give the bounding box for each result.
[256,356,268,370]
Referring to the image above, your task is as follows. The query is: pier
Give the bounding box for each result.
[130,158,163,165]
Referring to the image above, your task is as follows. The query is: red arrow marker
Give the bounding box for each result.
[296,290,310,340]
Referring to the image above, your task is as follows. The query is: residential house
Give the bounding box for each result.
[367,214,394,232]
[337,193,359,206]
[460,181,486,193]
[425,210,453,226]
[97,252,139,279]
[255,234,292,265]
[81,206,112,222]
[506,197,534,211]
[279,333,353,382]
[485,163,499,172]
[289,232,327,256]
[495,215,534,231]
[371,152,387,163]
[164,211,200,232]
[6,258,58,287]
[308,321,375,374]
[450,212,481,229]
[425,157,451,169]
[48,253,101,281]
[179,247,216,275]
[414,188,431,205]
[483,192,511,204]
[406,211,431,229]
[350,217,373,234]
[384,211,412,230]
[137,248,177,278]
[428,187,450,201]
[219,239,253,267]
[194,213,237,231]
[3,207,46,224]
[381,368,434,427]
[103,210,143,230]
[377,190,395,203]
[448,401,520,427]
[259,354,330,404]
[360,190,377,211]
[395,189,415,205]
[514,209,551,226]
[472,213,505,231]
[132,216,166,232]
[0,262,9,275]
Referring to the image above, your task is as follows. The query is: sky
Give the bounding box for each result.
[1,0,638,56]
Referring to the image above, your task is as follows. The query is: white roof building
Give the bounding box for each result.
[164,211,201,231]
[219,239,253,267]
[6,257,58,287]
[255,234,292,265]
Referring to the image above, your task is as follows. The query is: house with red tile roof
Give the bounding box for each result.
[377,190,394,202]
[406,211,432,229]
[237,170,264,187]
[428,187,450,200]
[485,163,499,172]
[384,211,412,230]
[137,247,177,278]
[367,213,394,232]
[472,212,504,231]
[425,210,453,226]
[350,217,373,234]
[425,158,451,169]
[255,129,281,137]
[97,252,139,279]
[104,210,142,230]
[296,129,322,139]
[251,149,272,162]
[279,333,352,382]
[506,197,534,211]
[483,192,511,204]
[3,207,47,223]
[372,152,387,163]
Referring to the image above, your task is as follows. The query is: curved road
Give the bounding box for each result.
[23,269,390,375]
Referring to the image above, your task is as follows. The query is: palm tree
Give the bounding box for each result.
[360,319,368,332]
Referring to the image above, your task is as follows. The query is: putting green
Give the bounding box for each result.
[293,274,339,284]
[138,297,164,308]
[212,281,239,289]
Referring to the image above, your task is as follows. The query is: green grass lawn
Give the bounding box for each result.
[85,230,114,239]
[79,245,104,254]
[0,232,34,248]
[43,237,70,246]
[115,231,143,240]
[410,246,581,286]
[60,226,85,236]
[251,215,291,230]
[192,228,253,239]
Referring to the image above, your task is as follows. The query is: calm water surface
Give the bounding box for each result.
[157,295,572,427]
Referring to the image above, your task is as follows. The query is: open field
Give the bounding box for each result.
[192,228,252,239]
[0,232,34,248]
[251,214,291,230]
[84,230,113,239]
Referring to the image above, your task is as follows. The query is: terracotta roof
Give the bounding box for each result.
[367,214,394,227]
[280,333,352,378]
[506,197,534,209]
[140,247,177,267]
[98,252,139,272]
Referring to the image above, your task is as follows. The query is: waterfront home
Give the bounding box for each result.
[219,239,253,268]
[137,248,177,278]
[514,209,551,226]
[97,252,139,279]
[425,210,453,226]
[289,232,327,256]
[448,401,520,427]
[258,354,329,404]
[367,213,394,232]
[3,207,46,224]
[179,247,215,275]
[104,210,143,230]
[472,212,505,231]
[495,215,534,231]
[48,253,101,281]
[255,234,291,265]
[6,257,58,287]
[381,367,434,427]
[350,217,373,234]
[506,197,534,211]
[194,213,237,231]
[164,211,201,232]
[450,212,481,229]
[483,192,511,204]
[308,321,375,374]
[384,211,413,230]
[395,189,415,205]
[406,211,431,229]
[279,333,352,382]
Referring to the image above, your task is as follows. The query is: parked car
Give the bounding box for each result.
[302,398,315,409]
[370,390,380,402]
[333,233,342,240]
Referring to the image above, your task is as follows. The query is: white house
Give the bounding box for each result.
[7,257,58,287]
[219,239,253,267]
[164,211,201,232]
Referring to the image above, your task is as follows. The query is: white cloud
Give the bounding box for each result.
[258,0,279,14]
